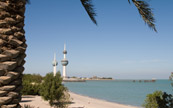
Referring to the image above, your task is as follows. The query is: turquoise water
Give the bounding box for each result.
[64,80,172,107]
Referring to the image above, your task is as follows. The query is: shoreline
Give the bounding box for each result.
[69,92,140,108]
[20,92,140,108]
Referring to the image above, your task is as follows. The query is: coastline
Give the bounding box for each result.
[20,92,140,108]
[69,92,140,108]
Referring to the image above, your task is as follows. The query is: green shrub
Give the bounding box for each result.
[156,92,173,108]
[22,74,43,95]
[40,72,69,107]
[143,91,163,108]
[23,74,43,83]
[22,81,41,95]
[143,91,173,108]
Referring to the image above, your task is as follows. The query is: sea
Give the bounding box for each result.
[64,80,172,107]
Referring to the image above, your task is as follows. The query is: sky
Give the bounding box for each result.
[24,0,173,79]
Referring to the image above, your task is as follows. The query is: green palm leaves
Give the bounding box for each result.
[80,0,97,25]
[81,0,157,32]
[131,0,157,32]
[26,0,30,4]
[27,0,156,32]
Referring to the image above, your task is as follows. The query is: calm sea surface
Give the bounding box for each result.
[64,80,172,107]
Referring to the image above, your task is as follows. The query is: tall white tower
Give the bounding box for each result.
[61,44,68,78]
[52,53,58,76]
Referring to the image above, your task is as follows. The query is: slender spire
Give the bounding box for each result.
[53,53,58,76]
[64,43,66,51]
[54,53,56,61]
[63,43,67,56]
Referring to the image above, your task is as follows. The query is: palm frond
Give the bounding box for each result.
[80,0,97,25]
[26,0,30,4]
[132,0,157,32]
[128,0,131,4]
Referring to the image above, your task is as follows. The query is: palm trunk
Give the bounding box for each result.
[0,0,26,107]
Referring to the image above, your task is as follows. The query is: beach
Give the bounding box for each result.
[20,95,51,108]
[20,92,139,108]
[68,92,139,108]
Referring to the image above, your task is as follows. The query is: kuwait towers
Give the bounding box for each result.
[61,44,69,78]
[52,44,68,78]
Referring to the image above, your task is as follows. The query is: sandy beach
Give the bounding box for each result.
[20,92,139,108]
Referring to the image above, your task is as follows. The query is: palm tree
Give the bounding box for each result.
[0,0,156,107]
[0,0,27,108]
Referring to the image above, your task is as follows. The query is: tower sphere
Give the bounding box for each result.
[63,50,67,54]
[52,61,58,66]
[61,59,68,66]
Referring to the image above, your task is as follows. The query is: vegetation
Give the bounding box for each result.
[22,74,43,95]
[0,0,27,107]
[128,0,157,32]
[143,91,163,108]
[40,72,69,107]
[156,92,173,108]
[0,0,156,106]
[144,73,173,108]
[23,74,43,83]
[143,91,173,108]
[22,80,42,95]
[22,72,70,107]
[26,0,157,32]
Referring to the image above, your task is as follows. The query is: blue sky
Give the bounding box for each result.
[24,0,173,79]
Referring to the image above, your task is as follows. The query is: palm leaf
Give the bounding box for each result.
[80,0,97,25]
[128,0,131,4]
[132,0,157,32]
[26,0,30,4]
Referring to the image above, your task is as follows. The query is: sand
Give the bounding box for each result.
[20,92,140,108]
[68,92,139,108]
[20,95,52,108]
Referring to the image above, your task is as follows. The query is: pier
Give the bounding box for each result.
[63,78,86,82]
[132,79,156,83]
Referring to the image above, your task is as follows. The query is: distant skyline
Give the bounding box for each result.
[24,0,173,79]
